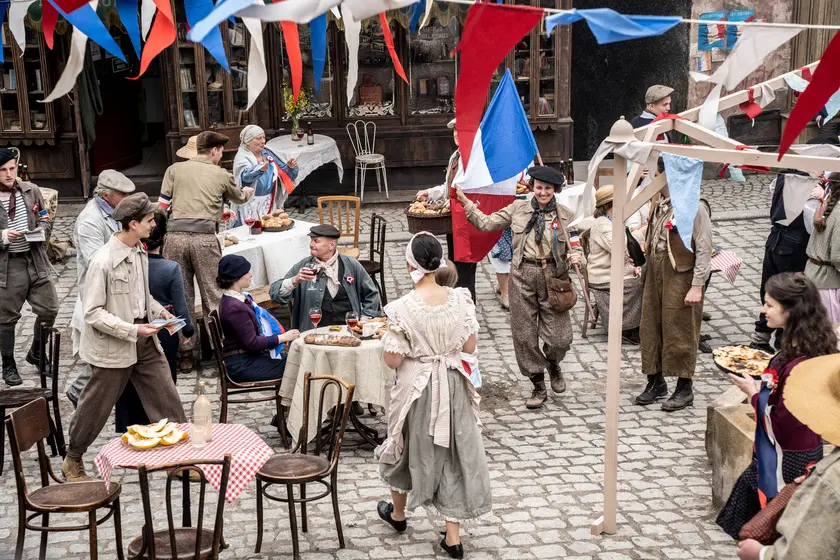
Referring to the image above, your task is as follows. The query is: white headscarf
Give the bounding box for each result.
[239,125,265,146]
[406,231,447,283]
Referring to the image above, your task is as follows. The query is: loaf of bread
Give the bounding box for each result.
[303,334,361,347]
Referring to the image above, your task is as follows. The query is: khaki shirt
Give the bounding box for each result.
[647,197,713,287]
[80,235,165,368]
[159,157,252,229]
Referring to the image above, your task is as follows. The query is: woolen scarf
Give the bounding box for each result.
[524,195,557,245]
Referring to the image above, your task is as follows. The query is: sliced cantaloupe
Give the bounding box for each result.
[160,429,188,446]
[125,433,161,449]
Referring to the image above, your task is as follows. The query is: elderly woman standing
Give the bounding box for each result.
[454,165,581,410]
[231,125,299,225]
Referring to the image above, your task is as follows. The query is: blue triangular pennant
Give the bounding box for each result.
[184,0,229,71]
[116,0,141,59]
[310,14,327,95]
[47,0,125,61]
[546,8,680,44]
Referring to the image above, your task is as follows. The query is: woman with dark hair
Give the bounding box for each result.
[376,232,491,559]
[114,213,195,432]
[717,272,836,538]
[805,172,840,323]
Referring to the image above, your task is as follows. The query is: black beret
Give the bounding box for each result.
[529,165,566,187]
[308,224,341,239]
[0,148,16,168]
[218,254,251,281]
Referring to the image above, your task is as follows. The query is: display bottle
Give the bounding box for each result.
[307,122,314,145]
[567,159,575,183]
[192,381,212,448]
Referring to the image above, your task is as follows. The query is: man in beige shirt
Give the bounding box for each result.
[62,193,186,482]
[158,131,253,372]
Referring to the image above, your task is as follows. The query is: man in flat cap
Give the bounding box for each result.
[158,130,254,372]
[632,85,678,143]
[66,169,136,405]
[0,148,58,386]
[270,224,381,331]
[63,193,186,482]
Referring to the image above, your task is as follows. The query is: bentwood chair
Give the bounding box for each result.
[128,456,232,560]
[317,196,361,258]
[358,213,388,305]
[207,310,289,448]
[254,373,355,558]
[346,120,389,202]
[8,398,124,560]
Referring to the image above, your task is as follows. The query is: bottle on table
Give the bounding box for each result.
[567,159,575,183]
[307,122,314,146]
[192,381,212,448]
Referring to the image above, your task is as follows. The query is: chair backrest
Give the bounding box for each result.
[207,311,233,392]
[317,196,360,249]
[36,322,60,397]
[298,373,355,472]
[345,120,376,157]
[7,398,55,497]
[368,213,387,264]
[136,456,232,560]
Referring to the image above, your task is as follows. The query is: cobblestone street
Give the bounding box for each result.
[1,177,774,559]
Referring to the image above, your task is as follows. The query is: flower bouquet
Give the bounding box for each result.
[283,86,310,141]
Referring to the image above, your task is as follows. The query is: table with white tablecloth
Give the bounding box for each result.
[220,220,315,288]
[265,134,344,186]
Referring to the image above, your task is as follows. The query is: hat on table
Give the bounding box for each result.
[528,165,566,188]
[97,169,136,194]
[176,136,198,159]
[308,224,341,239]
[112,193,157,222]
[645,85,674,104]
[785,354,840,446]
[595,185,614,208]
[218,254,251,281]
[447,118,456,129]
[196,131,230,151]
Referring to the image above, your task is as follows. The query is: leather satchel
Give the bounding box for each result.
[738,479,802,545]
[539,221,578,313]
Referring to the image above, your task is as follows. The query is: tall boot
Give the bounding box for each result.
[662,377,694,412]
[0,328,20,386]
[525,374,548,409]
[634,373,667,405]
[547,362,566,394]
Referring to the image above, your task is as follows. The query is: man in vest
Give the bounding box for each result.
[635,158,713,411]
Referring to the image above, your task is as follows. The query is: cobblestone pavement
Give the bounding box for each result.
[1,176,773,559]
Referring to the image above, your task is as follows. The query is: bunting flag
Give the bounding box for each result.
[310,13,327,95]
[184,0,229,71]
[140,0,155,39]
[129,0,175,80]
[546,8,680,44]
[281,21,302,101]
[116,0,142,58]
[662,152,703,252]
[409,0,424,35]
[50,0,88,12]
[42,0,57,49]
[342,0,417,23]
[780,31,840,158]
[9,0,36,53]
[454,2,543,168]
[420,0,432,30]
[0,1,7,63]
[188,0,338,43]
[47,0,124,60]
[342,2,361,106]
[380,12,407,84]
[241,17,266,109]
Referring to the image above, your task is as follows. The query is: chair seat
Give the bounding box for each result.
[0,387,53,408]
[28,481,120,511]
[257,454,330,481]
[358,259,381,275]
[338,247,361,259]
[356,153,385,165]
[128,527,216,560]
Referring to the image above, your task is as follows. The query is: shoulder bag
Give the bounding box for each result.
[539,218,577,313]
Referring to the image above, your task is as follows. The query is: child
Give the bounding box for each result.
[435,267,482,390]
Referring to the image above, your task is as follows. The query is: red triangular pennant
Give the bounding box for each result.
[41,0,57,49]
[380,12,408,84]
[739,88,763,119]
[129,0,175,80]
[281,21,302,101]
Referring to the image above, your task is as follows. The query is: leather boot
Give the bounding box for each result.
[662,378,694,412]
[61,456,92,482]
[621,328,641,345]
[525,374,548,409]
[2,355,21,386]
[25,339,41,367]
[547,363,566,394]
[634,373,667,406]
[179,354,195,374]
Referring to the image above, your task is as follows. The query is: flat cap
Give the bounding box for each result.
[112,192,157,222]
[97,169,136,194]
[529,165,566,187]
[308,224,341,239]
[218,254,251,281]
[645,85,674,104]
[196,131,230,151]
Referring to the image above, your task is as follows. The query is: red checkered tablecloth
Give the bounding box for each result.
[95,423,273,503]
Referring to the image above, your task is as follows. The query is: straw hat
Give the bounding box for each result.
[176,136,198,159]
[596,185,614,208]
[785,354,840,446]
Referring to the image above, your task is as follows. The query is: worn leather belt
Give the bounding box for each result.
[809,257,832,266]
[522,257,555,267]
[222,349,248,359]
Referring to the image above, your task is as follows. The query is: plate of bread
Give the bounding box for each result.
[261,209,295,232]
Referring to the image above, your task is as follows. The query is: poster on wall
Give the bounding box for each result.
[726,10,755,50]
[698,11,727,51]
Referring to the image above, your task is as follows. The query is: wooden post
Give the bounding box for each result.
[71,86,91,199]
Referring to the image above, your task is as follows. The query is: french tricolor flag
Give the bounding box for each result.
[450,69,538,262]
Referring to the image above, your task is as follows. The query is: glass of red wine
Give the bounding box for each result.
[309,307,322,329]
[244,217,256,235]
[345,311,359,334]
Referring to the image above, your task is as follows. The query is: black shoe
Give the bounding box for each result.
[749,341,774,355]
[662,379,694,412]
[2,357,21,387]
[25,347,41,367]
[377,501,407,533]
[621,328,641,345]
[440,537,464,559]
[634,374,667,406]
[702,312,711,322]
[698,340,712,354]
[700,334,712,342]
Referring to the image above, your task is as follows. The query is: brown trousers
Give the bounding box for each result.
[163,232,222,354]
[0,252,58,356]
[509,262,573,377]
[68,336,186,458]
[640,250,703,379]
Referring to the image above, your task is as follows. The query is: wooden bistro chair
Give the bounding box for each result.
[0,323,65,476]
[317,196,361,258]
[254,373,355,558]
[128,456,232,560]
[346,120,389,202]
[8,398,124,560]
[207,310,289,448]
[358,213,388,305]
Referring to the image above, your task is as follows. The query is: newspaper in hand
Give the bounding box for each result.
[151,317,188,335]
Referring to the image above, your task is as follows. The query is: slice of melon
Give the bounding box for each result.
[126,433,161,449]
[160,429,187,446]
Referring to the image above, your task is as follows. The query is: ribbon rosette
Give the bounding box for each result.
[664,219,678,232]
[761,367,780,392]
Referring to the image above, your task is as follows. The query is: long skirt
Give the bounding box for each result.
[379,369,492,522]
[590,275,644,331]
[818,288,840,324]
[716,446,823,539]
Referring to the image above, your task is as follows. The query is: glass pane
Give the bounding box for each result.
[407,18,459,115]
[0,28,20,132]
[229,21,250,124]
[205,53,226,126]
[176,24,200,129]
[537,0,556,116]
[24,28,47,131]
[342,18,398,117]
[513,0,531,115]
[278,23,334,120]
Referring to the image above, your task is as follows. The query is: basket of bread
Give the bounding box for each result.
[261,209,295,232]
[405,199,452,235]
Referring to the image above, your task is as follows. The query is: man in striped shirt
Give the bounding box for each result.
[0,148,58,386]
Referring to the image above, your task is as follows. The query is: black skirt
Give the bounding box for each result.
[716,446,824,539]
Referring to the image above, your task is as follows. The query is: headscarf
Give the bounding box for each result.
[523,194,557,245]
[239,125,265,147]
[405,231,447,283]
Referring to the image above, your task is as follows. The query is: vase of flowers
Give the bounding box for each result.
[283,86,310,142]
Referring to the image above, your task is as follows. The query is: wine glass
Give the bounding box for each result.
[309,307,322,329]
[244,217,256,234]
[345,311,359,334]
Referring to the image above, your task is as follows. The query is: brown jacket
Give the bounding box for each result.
[0,181,52,288]
[645,197,713,286]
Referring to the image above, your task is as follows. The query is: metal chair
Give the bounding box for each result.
[207,310,289,449]
[358,213,388,305]
[346,120,389,202]
[128,456,232,560]
[8,398,124,560]
[254,373,355,558]
[317,196,361,259]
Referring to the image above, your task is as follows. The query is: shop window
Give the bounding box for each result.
[0,25,55,136]
[277,22,335,120]
[342,18,399,118]
[407,18,459,115]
